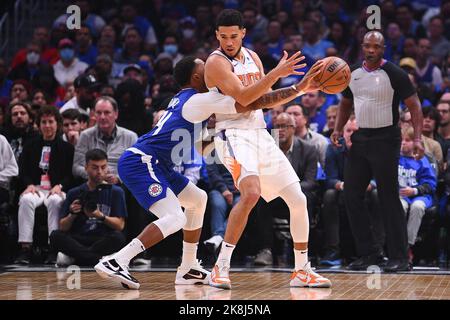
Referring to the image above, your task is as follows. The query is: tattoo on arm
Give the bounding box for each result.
[247,87,298,110]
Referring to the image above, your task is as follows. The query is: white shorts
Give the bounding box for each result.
[214,128,300,202]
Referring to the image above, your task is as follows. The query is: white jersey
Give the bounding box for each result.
[207,47,267,131]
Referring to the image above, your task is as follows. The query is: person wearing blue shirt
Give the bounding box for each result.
[399,127,437,265]
[301,19,333,60]
[50,149,127,267]
[300,90,327,133]
[75,25,98,66]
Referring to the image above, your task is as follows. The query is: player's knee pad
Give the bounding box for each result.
[178,183,207,231]
[183,188,207,231]
[153,210,187,238]
[279,182,307,209]
[150,189,187,238]
[279,182,309,243]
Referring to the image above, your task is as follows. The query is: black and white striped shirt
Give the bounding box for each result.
[342,60,415,129]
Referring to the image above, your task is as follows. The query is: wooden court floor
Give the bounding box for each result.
[0,269,449,300]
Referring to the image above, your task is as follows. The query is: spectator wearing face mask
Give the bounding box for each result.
[53,38,88,87]
[10,26,59,69]
[162,35,184,67]
[8,41,45,84]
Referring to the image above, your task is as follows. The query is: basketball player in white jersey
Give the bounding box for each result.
[205,9,331,289]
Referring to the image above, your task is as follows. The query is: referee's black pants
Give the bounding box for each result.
[343,126,408,260]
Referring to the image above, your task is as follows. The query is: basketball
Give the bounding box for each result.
[315,56,351,94]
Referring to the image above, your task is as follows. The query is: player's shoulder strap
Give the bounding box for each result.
[209,49,234,71]
[244,47,263,74]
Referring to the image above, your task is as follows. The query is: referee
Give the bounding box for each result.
[331,31,424,272]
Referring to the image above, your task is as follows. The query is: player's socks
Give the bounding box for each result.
[294,248,308,271]
[217,241,235,264]
[113,238,146,265]
[181,241,198,268]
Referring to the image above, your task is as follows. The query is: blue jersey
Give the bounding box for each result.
[132,88,207,168]
[118,88,235,210]
[398,155,436,207]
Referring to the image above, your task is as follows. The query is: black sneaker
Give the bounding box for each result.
[14,248,31,265]
[383,259,412,272]
[44,252,57,265]
[347,253,380,270]
[95,256,140,289]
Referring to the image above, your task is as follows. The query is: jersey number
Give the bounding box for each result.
[152,110,173,135]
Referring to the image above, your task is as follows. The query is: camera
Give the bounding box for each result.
[78,183,112,213]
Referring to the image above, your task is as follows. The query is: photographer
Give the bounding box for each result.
[50,149,127,266]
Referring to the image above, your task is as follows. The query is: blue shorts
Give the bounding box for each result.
[118,148,189,211]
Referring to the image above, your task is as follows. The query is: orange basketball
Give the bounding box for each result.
[315,56,351,94]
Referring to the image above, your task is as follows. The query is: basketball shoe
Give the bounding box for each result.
[290,262,332,288]
[209,260,231,290]
[95,256,140,290]
[175,259,211,285]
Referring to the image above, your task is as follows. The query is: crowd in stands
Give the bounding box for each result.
[0,0,449,268]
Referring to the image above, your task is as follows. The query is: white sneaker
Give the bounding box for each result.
[175,259,210,285]
[209,261,231,290]
[204,235,223,251]
[289,262,332,288]
[95,256,140,290]
[55,252,75,267]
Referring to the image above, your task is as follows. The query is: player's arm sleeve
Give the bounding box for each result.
[182,92,237,123]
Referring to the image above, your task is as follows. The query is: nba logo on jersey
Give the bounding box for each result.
[148,183,163,197]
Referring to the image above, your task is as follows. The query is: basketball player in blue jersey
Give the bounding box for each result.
[95,55,323,290]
